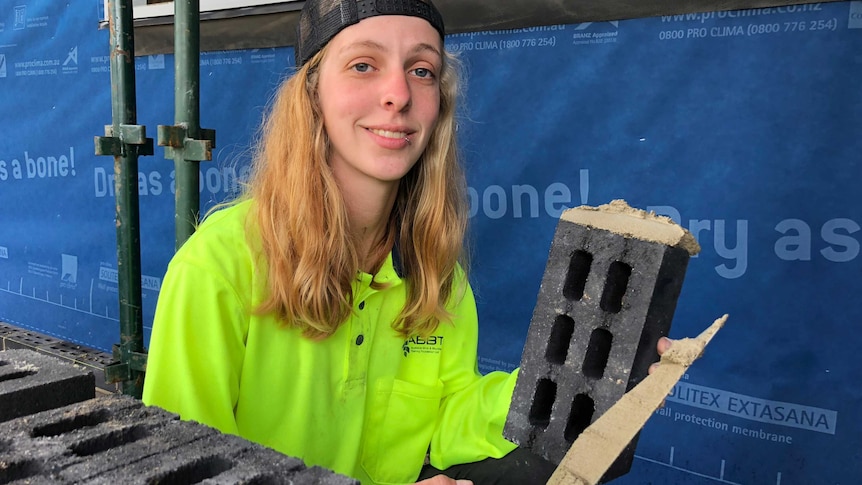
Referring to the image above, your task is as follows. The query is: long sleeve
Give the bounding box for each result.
[142,206,255,437]
[142,257,249,435]
[428,278,519,469]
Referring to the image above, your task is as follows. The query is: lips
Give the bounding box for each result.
[368,128,410,139]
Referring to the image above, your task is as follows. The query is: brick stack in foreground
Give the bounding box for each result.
[0,349,357,484]
[0,348,95,422]
[1,322,115,393]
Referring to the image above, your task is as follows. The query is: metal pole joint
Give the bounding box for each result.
[157,125,216,162]
[105,344,148,382]
[95,124,155,158]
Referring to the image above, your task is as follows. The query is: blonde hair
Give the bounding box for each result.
[244,46,467,340]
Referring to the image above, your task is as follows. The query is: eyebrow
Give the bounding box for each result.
[339,40,442,60]
[339,40,387,55]
[411,42,442,60]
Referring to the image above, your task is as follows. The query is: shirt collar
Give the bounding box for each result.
[357,243,405,286]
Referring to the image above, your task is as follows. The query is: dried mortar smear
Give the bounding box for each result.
[561,200,701,256]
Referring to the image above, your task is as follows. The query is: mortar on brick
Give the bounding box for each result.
[560,200,700,256]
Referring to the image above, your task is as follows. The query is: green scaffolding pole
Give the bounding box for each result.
[94,0,153,398]
[95,0,214,396]
[159,0,215,250]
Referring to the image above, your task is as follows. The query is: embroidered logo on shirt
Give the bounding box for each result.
[402,335,444,357]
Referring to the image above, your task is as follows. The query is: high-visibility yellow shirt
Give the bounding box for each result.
[142,199,518,485]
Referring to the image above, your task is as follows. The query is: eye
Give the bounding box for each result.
[411,67,435,79]
[351,62,372,73]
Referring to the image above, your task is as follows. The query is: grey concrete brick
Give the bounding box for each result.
[0,349,95,422]
[0,394,179,481]
[199,441,358,484]
[91,426,357,485]
[0,322,116,393]
[56,401,219,482]
[5,476,62,485]
[287,466,363,485]
[197,443,307,484]
[505,219,692,482]
[88,432,262,484]
[0,394,358,484]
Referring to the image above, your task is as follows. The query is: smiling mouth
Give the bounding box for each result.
[368,128,410,139]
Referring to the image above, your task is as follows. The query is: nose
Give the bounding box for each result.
[380,70,411,112]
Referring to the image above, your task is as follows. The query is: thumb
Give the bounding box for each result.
[455,481,473,485]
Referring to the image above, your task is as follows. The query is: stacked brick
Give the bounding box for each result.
[505,200,699,482]
[0,349,357,484]
[1,322,115,392]
[0,348,95,422]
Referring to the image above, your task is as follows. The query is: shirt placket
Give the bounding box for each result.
[343,284,376,390]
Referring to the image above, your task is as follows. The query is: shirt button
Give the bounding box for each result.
[358,301,366,310]
[355,334,364,345]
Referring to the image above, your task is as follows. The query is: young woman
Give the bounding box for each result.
[142,1,670,484]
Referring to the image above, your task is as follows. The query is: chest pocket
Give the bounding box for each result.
[361,378,443,484]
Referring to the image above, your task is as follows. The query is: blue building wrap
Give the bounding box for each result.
[0,1,860,483]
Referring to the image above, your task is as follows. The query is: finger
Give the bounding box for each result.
[420,476,472,485]
[648,362,660,375]
[657,336,673,355]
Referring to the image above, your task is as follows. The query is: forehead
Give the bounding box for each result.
[327,15,442,55]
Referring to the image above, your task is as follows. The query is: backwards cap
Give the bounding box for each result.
[295,0,445,67]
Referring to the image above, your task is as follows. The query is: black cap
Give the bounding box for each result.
[295,0,445,67]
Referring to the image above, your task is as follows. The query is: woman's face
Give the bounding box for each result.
[316,15,442,188]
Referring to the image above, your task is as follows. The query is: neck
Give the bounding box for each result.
[337,176,399,274]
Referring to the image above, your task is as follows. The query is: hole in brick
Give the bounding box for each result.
[528,378,557,428]
[0,360,7,366]
[0,438,10,452]
[0,459,41,483]
[147,455,234,485]
[0,369,37,383]
[582,328,613,379]
[564,394,595,443]
[31,409,111,437]
[563,250,592,301]
[70,424,149,457]
[600,261,631,313]
[545,315,575,365]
